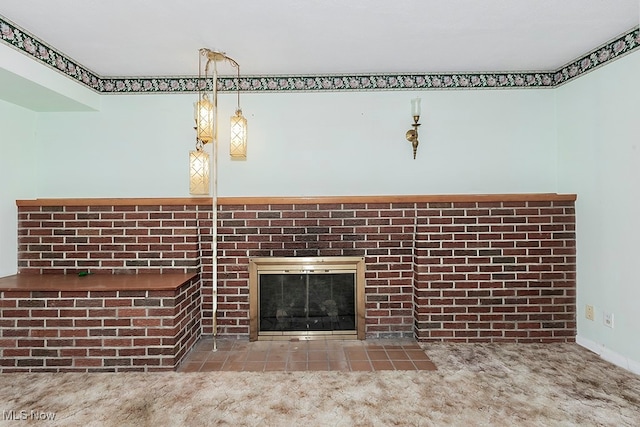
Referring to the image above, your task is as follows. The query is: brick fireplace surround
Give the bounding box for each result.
[1,194,576,372]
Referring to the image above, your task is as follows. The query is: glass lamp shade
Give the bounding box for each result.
[194,96,214,144]
[189,149,210,195]
[230,110,247,159]
[411,97,421,117]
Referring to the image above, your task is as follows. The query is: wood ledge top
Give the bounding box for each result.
[16,193,577,207]
[0,272,198,292]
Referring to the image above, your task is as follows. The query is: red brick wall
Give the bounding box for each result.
[17,203,210,275]
[413,200,576,342]
[14,195,576,343]
[0,277,200,372]
[215,201,417,338]
[215,198,575,342]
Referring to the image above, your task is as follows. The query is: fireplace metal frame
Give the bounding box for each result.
[249,256,366,341]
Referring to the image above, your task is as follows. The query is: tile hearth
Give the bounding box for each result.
[178,339,437,373]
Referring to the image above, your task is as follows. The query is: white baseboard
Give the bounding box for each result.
[576,335,640,376]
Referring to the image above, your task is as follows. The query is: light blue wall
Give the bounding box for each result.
[556,51,640,370]
[228,89,557,197]
[33,89,557,197]
[0,99,37,277]
[0,40,98,276]
[34,94,193,197]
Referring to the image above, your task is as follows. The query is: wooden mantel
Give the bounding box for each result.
[16,193,577,207]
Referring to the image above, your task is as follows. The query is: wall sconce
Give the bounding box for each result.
[405,98,421,159]
[189,48,247,195]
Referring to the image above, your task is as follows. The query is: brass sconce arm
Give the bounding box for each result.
[406,115,420,159]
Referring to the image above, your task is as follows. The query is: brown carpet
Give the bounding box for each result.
[1,343,639,426]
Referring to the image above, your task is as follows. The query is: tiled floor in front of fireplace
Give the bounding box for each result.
[178,338,437,372]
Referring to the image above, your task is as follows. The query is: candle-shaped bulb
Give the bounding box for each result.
[411,98,421,117]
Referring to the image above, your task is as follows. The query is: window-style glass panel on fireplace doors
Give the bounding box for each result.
[249,257,365,341]
[259,272,356,334]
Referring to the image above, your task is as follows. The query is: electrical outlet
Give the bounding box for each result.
[604,312,614,328]
[585,305,594,320]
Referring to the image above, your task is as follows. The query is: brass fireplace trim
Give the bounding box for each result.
[249,256,366,341]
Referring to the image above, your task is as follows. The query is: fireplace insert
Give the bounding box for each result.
[249,257,365,341]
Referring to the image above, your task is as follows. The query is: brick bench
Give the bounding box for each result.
[0,273,201,372]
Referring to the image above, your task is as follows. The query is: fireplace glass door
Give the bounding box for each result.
[259,272,356,335]
[249,257,365,341]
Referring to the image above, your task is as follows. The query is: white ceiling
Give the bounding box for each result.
[1,0,639,77]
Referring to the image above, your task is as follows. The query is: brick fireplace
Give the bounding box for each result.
[12,193,576,345]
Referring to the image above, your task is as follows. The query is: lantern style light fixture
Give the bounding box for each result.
[188,48,247,353]
[405,97,421,159]
[189,145,210,195]
[230,90,248,159]
[189,48,247,195]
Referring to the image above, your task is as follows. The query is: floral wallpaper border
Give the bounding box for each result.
[1,15,638,94]
[1,16,101,91]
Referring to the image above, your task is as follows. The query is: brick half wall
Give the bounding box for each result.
[413,200,576,342]
[0,276,201,373]
[14,194,576,343]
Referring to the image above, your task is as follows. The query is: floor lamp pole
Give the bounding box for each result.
[211,61,219,352]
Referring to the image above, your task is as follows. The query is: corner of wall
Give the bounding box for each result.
[0,43,100,112]
[576,335,640,376]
